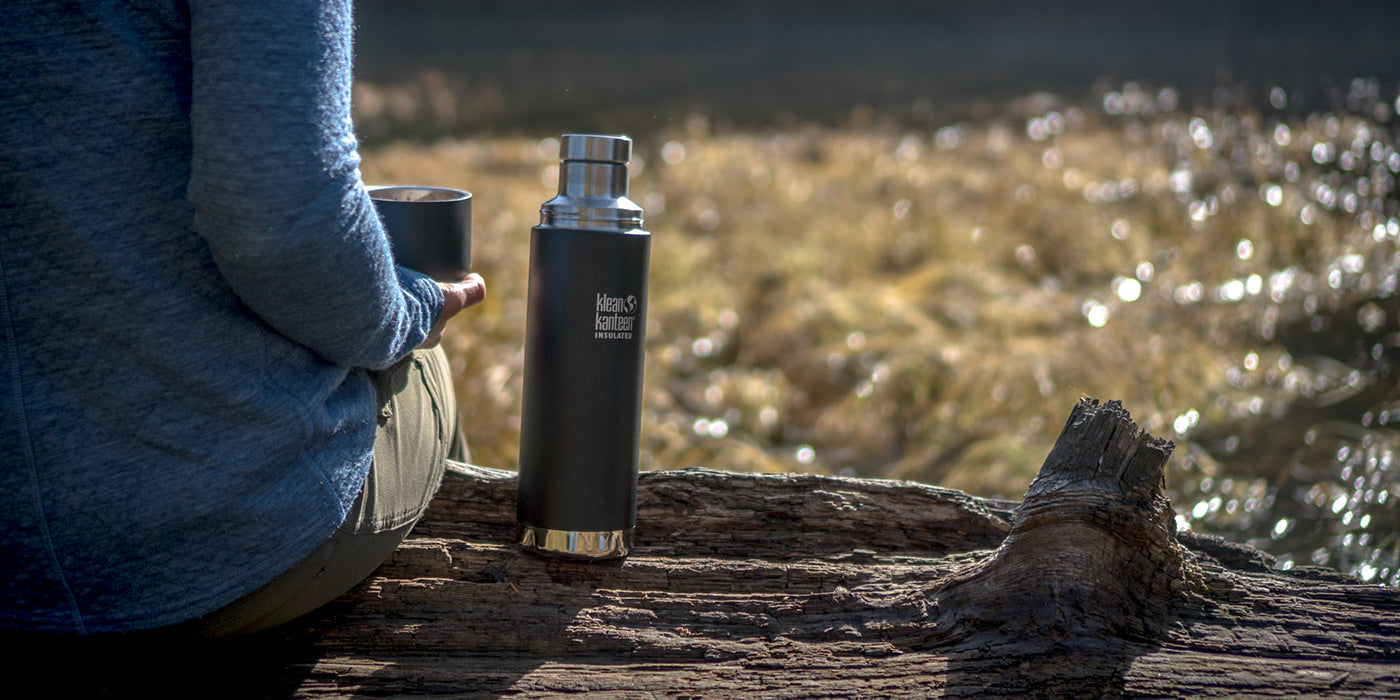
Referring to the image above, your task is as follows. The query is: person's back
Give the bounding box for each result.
[1,0,478,635]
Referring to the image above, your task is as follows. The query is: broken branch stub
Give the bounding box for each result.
[931,398,1199,645]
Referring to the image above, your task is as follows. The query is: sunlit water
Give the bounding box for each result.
[1124,79,1400,584]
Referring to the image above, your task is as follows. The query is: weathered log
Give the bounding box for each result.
[24,399,1400,697]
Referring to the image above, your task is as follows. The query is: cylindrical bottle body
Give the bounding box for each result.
[517,224,650,558]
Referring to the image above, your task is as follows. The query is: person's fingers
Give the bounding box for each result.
[457,273,485,309]
[419,274,486,349]
[440,273,486,315]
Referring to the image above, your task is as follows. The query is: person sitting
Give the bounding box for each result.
[0,0,485,637]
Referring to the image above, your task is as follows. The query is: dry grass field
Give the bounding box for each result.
[359,80,1400,585]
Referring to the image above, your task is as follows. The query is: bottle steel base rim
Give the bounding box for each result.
[518,525,633,560]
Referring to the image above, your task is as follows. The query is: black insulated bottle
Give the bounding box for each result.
[517,134,650,559]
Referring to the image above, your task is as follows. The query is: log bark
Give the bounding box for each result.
[31,399,1400,697]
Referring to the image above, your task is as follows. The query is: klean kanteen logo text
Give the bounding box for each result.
[595,292,638,340]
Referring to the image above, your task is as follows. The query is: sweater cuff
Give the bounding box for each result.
[396,265,445,352]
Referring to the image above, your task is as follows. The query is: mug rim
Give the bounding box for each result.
[366,185,471,203]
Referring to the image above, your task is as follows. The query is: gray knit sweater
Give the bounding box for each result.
[0,0,444,633]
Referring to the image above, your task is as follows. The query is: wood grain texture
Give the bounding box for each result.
[32,399,1400,698]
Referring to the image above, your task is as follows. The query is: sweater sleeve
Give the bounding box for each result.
[185,0,440,370]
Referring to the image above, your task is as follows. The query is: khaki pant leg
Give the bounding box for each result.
[187,347,460,638]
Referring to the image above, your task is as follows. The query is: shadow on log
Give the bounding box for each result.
[18,399,1400,698]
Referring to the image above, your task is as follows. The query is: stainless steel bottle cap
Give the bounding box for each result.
[560,133,631,164]
[540,133,643,231]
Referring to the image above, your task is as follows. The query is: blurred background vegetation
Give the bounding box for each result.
[353,1,1400,584]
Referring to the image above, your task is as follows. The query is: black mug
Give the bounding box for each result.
[368,185,472,282]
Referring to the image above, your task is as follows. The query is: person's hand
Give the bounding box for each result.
[419,273,486,348]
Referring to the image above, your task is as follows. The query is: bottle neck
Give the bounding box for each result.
[557,161,628,199]
[540,160,644,231]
